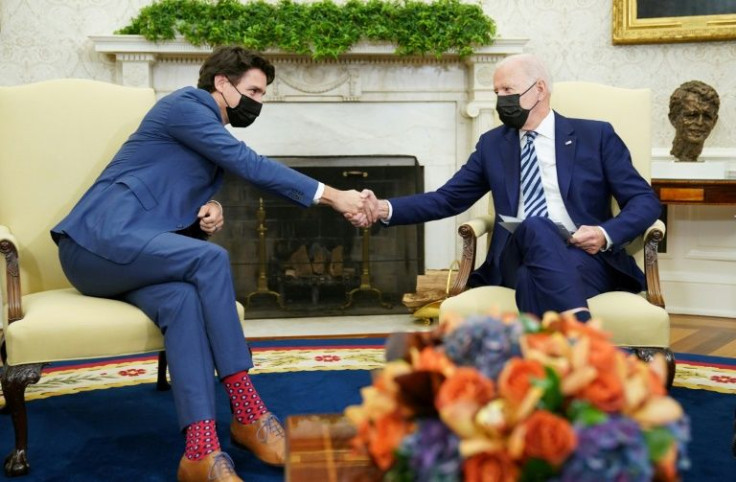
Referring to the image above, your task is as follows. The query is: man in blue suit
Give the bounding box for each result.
[351,53,661,322]
[52,46,367,481]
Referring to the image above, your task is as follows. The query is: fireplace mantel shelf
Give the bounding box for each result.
[90,34,528,120]
[91,35,527,63]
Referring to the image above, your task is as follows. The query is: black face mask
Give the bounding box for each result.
[495,81,538,130]
[225,86,262,128]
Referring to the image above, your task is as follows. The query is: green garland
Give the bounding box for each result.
[117,0,496,59]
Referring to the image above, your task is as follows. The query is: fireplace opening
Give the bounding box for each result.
[213,156,425,318]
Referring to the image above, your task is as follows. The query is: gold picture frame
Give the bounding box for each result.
[613,0,736,45]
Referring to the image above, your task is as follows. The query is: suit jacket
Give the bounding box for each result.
[52,87,318,264]
[388,112,661,292]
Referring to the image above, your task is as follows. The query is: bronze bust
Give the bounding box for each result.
[668,81,720,162]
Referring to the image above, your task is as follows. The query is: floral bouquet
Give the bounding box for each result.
[345,311,690,481]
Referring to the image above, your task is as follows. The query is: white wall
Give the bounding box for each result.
[2,0,734,316]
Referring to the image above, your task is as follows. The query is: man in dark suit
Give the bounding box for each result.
[350,53,661,322]
[52,46,366,481]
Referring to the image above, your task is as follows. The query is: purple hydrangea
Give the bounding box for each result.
[442,315,522,379]
[666,415,691,471]
[558,416,652,482]
[398,418,461,481]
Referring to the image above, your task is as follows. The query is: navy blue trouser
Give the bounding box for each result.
[500,217,615,318]
[58,233,253,430]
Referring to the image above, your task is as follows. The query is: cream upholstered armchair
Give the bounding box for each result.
[0,79,246,476]
[440,81,673,386]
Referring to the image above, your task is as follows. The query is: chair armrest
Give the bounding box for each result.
[450,215,495,295]
[449,216,667,308]
[0,225,23,322]
[642,219,666,308]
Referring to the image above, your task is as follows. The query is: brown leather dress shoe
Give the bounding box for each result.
[230,412,286,466]
[177,451,243,482]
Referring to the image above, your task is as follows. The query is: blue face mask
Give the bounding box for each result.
[495,81,538,129]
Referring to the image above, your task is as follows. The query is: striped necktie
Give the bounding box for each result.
[520,131,548,218]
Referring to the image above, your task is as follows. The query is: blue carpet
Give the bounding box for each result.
[0,370,372,481]
[0,359,734,480]
[669,387,736,481]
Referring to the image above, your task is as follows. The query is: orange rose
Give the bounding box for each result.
[522,410,577,466]
[366,410,413,470]
[580,370,625,412]
[463,450,520,482]
[523,332,570,358]
[498,358,546,406]
[648,367,667,397]
[524,332,551,351]
[587,336,619,373]
[435,366,495,410]
[414,346,454,374]
[555,315,611,344]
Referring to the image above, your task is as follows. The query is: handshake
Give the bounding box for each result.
[323,186,388,228]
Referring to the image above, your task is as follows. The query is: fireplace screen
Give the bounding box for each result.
[213,156,424,318]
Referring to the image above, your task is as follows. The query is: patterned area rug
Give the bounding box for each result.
[672,353,736,394]
[2,340,734,405]
[3,337,388,404]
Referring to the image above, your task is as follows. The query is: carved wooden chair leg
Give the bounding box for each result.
[1,363,44,477]
[156,351,170,391]
[631,347,676,389]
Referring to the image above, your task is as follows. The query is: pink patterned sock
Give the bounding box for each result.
[184,419,220,461]
[223,371,268,424]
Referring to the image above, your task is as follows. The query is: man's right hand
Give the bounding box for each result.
[320,186,363,214]
[344,189,388,228]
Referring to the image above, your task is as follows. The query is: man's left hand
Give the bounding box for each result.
[199,200,224,236]
[569,225,606,255]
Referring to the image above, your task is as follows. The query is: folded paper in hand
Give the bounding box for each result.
[499,215,573,242]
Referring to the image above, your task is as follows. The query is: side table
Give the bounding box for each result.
[286,414,382,482]
[651,178,736,205]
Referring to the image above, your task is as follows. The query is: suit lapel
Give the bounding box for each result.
[554,112,576,201]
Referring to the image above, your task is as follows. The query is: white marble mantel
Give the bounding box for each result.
[90,35,527,130]
[90,35,528,271]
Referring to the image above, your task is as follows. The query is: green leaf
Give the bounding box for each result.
[115,0,496,59]
[520,458,559,482]
[644,426,675,462]
[566,399,608,426]
[531,366,564,412]
[384,448,414,482]
[518,313,542,333]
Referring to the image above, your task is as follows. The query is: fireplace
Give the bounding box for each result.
[213,156,424,318]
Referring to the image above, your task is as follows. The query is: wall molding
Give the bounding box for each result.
[685,248,736,262]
